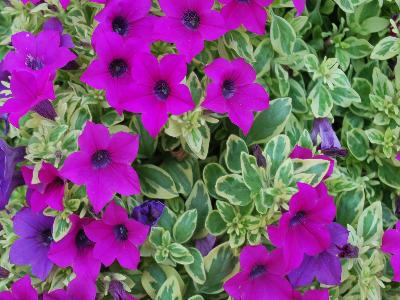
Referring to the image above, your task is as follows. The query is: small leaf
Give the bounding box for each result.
[137,165,178,199]
[270,14,296,56]
[225,135,249,173]
[173,209,198,244]
[184,248,206,284]
[155,277,182,300]
[216,174,252,206]
[52,215,72,242]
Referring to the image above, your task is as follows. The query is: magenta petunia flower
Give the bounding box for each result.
[293,0,306,16]
[290,145,334,179]
[267,182,336,270]
[292,289,329,300]
[21,162,66,212]
[396,153,400,161]
[84,201,149,269]
[47,214,101,280]
[156,0,226,62]
[0,71,55,128]
[59,0,70,9]
[21,0,41,5]
[43,277,97,300]
[122,53,195,137]
[0,275,38,299]
[382,221,400,282]
[80,33,148,113]
[220,0,272,35]
[42,18,74,49]
[223,245,294,300]
[60,121,141,213]
[9,208,54,281]
[201,58,269,135]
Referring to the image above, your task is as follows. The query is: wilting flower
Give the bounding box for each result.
[80,33,148,113]
[48,215,101,280]
[201,58,269,135]
[382,221,400,282]
[156,0,226,62]
[0,275,38,299]
[108,280,138,300]
[0,139,25,210]
[267,182,336,269]
[44,277,97,300]
[311,118,347,157]
[131,200,165,226]
[195,234,216,256]
[223,245,294,300]
[122,53,195,137]
[60,122,141,213]
[85,201,149,269]
[9,208,54,280]
[252,144,267,168]
[21,162,66,212]
[292,289,329,300]
[42,18,74,49]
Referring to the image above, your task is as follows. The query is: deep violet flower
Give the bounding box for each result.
[60,121,141,213]
[267,182,336,270]
[43,277,97,300]
[84,201,149,269]
[0,139,25,210]
[201,58,269,135]
[131,200,165,226]
[47,215,101,280]
[292,289,329,300]
[223,245,294,300]
[195,234,216,256]
[0,275,38,299]
[290,145,334,179]
[288,223,348,287]
[43,18,74,49]
[252,144,267,168]
[122,53,195,137]
[156,0,226,62]
[311,118,347,157]
[108,280,138,300]
[80,33,149,113]
[21,162,66,212]
[9,208,54,280]
[382,221,400,282]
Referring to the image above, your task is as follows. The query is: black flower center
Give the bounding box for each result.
[154,80,170,100]
[290,211,306,226]
[75,229,92,249]
[53,176,64,186]
[338,243,359,258]
[25,54,44,70]
[112,16,129,36]
[222,79,236,99]
[114,224,128,241]
[39,229,53,246]
[182,10,200,30]
[321,147,348,157]
[108,59,128,78]
[250,265,266,279]
[91,150,111,169]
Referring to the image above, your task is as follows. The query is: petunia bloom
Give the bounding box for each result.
[382,221,400,282]
[195,234,216,256]
[396,153,400,161]
[42,18,74,49]
[252,144,267,168]
[9,208,54,280]
[0,60,10,98]
[21,162,66,212]
[156,0,226,62]
[292,289,329,300]
[292,0,306,16]
[122,53,195,137]
[223,245,294,300]
[0,139,25,210]
[20,0,41,5]
[80,33,148,113]
[48,214,101,280]
[60,121,141,213]
[267,182,336,270]
[108,280,138,300]
[43,277,97,300]
[311,118,347,157]
[201,58,269,135]
[0,275,38,299]
[131,200,165,226]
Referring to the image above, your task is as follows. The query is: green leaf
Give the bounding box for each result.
[158,206,177,232]
[52,215,72,242]
[253,38,273,77]
[270,14,296,56]
[365,128,384,145]
[292,158,330,186]
[263,135,291,176]
[223,29,254,61]
[309,82,333,118]
[225,135,249,173]
[343,37,373,59]
[169,243,194,265]
[378,159,400,189]
[137,165,178,199]
[173,209,197,244]
[346,128,369,161]
[216,174,252,206]
[187,72,202,105]
[162,158,194,196]
[203,163,227,199]
[205,211,227,236]
[371,36,400,60]
[274,159,294,186]
[337,188,365,226]
[155,277,182,300]
[216,201,236,223]
[357,202,383,245]
[240,152,263,192]
[184,248,206,284]
[333,0,354,13]
[330,86,361,107]
[288,79,308,113]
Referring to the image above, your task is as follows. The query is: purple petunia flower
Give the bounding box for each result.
[292,0,306,16]
[43,18,74,49]
[267,182,336,270]
[131,200,165,226]
[311,118,347,157]
[43,277,97,300]
[396,153,400,161]
[201,58,269,135]
[9,208,54,280]
[0,60,10,98]
[84,201,149,270]
[21,162,66,212]
[122,53,195,137]
[21,0,41,5]
[156,0,226,62]
[60,121,141,213]
[195,234,216,256]
[0,139,25,210]
[292,289,329,300]
[223,245,294,300]
[80,33,148,113]
[48,215,101,280]
[382,221,400,282]
[0,275,38,299]
[108,280,138,300]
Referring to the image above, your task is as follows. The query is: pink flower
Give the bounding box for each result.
[267,183,336,270]
[220,0,272,35]
[382,221,400,282]
[0,71,55,128]
[156,0,226,62]
[21,162,65,212]
[292,289,329,300]
[20,0,41,5]
[48,215,101,280]
[201,58,269,135]
[396,153,400,161]
[122,53,195,137]
[43,277,96,300]
[84,201,149,269]
[223,245,294,300]
[60,121,141,213]
[293,0,306,16]
[60,0,70,9]
[80,33,148,113]
[0,275,38,299]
